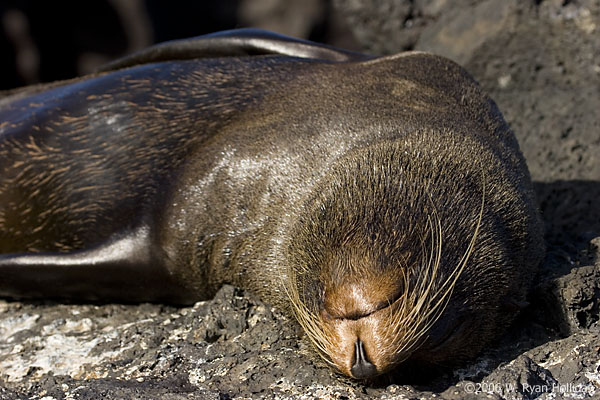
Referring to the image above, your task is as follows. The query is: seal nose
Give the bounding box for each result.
[350,339,377,379]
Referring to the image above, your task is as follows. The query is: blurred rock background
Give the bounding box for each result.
[0,0,358,90]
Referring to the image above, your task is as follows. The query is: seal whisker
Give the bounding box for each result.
[387,180,486,363]
[281,266,335,365]
[410,176,487,348]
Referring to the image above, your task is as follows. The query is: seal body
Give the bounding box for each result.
[0,29,544,379]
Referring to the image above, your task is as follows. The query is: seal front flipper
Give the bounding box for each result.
[99,28,371,72]
[0,226,198,304]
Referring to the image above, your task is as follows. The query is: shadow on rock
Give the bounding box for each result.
[535,180,600,252]
[530,179,600,336]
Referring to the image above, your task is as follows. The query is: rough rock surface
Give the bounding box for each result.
[1,1,599,399]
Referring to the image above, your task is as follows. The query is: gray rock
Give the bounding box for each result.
[333,0,418,52]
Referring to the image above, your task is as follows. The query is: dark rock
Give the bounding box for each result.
[482,355,557,399]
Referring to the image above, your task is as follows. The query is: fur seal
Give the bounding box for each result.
[0,29,544,379]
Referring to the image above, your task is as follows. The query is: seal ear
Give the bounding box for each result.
[99,28,371,72]
[0,226,197,304]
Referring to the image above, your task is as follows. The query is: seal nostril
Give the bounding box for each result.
[350,339,377,379]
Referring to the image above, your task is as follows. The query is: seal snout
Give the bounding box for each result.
[318,270,405,378]
[350,339,377,379]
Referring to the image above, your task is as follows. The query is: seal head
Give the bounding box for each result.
[283,137,541,378]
